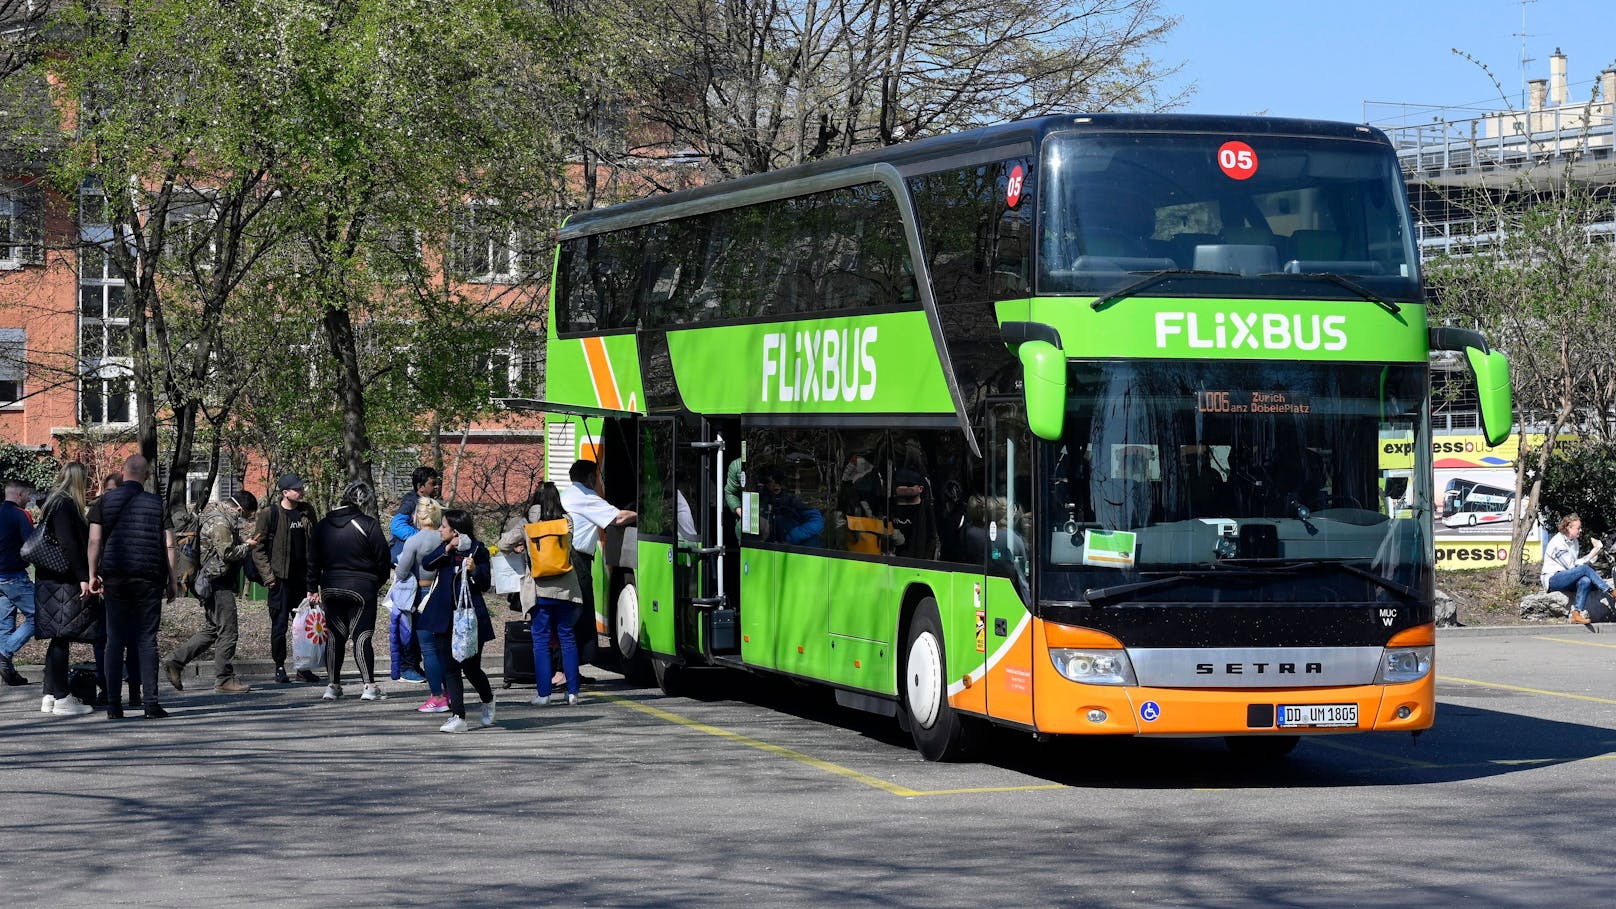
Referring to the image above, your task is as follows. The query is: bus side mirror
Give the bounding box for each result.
[1467,347,1512,447]
[1429,327,1513,448]
[1020,340,1066,441]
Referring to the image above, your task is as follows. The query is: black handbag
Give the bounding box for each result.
[20,502,70,574]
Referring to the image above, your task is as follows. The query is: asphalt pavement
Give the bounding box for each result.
[3,627,1616,907]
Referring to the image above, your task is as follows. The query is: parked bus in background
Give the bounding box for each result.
[1441,478,1518,528]
[520,114,1512,761]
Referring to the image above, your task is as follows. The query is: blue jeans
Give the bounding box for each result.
[0,571,36,661]
[418,628,447,697]
[531,599,580,698]
[1548,564,1611,616]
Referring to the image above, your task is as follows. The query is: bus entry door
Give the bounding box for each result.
[673,415,737,660]
[984,403,1035,726]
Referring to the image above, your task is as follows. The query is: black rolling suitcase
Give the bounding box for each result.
[503,620,535,688]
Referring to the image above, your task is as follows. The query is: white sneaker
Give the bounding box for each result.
[529,693,552,706]
[322,684,342,701]
[479,700,496,727]
[360,684,385,701]
[439,715,468,734]
[41,694,55,713]
[51,695,93,717]
[566,693,582,706]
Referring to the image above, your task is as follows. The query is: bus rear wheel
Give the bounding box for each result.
[1224,735,1300,759]
[652,656,684,698]
[903,599,973,762]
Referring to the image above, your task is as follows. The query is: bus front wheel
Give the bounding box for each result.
[612,576,653,686]
[903,599,973,762]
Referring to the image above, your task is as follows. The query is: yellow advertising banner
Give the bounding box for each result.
[1380,434,1546,471]
[1434,538,1543,570]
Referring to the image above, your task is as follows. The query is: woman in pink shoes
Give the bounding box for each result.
[416,510,494,733]
[395,497,449,713]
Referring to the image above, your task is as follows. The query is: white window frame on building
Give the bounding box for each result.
[0,328,25,408]
[0,182,44,270]
[79,233,136,426]
[452,202,548,284]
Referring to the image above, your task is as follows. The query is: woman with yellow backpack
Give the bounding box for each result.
[525,482,583,706]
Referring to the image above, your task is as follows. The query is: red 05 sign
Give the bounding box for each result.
[1005,164,1025,208]
[1217,141,1258,180]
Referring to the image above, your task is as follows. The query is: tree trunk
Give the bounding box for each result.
[322,300,378,515]
[164,401,199,515]
[445,426,471,507]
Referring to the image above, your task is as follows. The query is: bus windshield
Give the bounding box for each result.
[1039,131,1418,299]
[1039,360,1432,605]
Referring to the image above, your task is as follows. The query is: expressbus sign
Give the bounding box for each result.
[1434,539,1542,569]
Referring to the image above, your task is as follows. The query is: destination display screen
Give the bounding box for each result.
[1195,390,1312,415]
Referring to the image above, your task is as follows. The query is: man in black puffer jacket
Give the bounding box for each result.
[87,455,176,720]
[307,481,393,702]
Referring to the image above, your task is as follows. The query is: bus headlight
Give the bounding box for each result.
[1375,646,1433,684]
[1050,648,1136,686]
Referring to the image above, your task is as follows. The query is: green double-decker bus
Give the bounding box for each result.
[526,114,1511,760]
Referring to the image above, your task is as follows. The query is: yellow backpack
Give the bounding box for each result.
[525,518,573,578]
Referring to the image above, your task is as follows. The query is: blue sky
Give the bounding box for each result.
[1159,0,1614,126]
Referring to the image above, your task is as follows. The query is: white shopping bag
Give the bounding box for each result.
[291,596,327,672]
[490,551,524,595]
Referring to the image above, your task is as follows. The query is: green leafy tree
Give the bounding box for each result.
[1422,61,1616,582]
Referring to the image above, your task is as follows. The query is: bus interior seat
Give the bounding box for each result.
[1290,229,1343,260]
[1221,224,1276,246]
[1168,232,1218,267]
[1192,244,1277,276]
[1080,228,1149,258]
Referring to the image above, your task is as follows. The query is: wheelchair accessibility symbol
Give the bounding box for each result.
[1140,701,1161,723]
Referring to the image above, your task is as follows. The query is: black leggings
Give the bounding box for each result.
[445,647,493,719]
[321,581,378,687]
[44,638,72,698]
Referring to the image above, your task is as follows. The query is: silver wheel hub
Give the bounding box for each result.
[906,630,943,730]
[615,583,640,659]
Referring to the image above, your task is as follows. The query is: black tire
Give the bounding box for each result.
[902,599,973,762]
[652,656,684,698]
[1224,735,1300,759]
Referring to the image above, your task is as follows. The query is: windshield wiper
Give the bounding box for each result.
[1257,271,1401,316]
[1083,568,1271,606]
[1084,558,1424,607]
[1217,557,1423,604]
[1089,269,1239,311]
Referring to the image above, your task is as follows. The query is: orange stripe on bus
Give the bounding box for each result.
[1386,623,1435,647]
[581,336,622,410]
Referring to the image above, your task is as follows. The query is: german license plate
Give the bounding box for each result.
[1278,703,1357,728]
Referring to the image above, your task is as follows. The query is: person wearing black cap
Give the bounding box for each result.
[250,473,319,683]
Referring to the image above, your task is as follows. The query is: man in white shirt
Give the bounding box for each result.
[560,460,636,664]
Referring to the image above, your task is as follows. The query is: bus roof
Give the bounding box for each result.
[561,113,1393,238]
